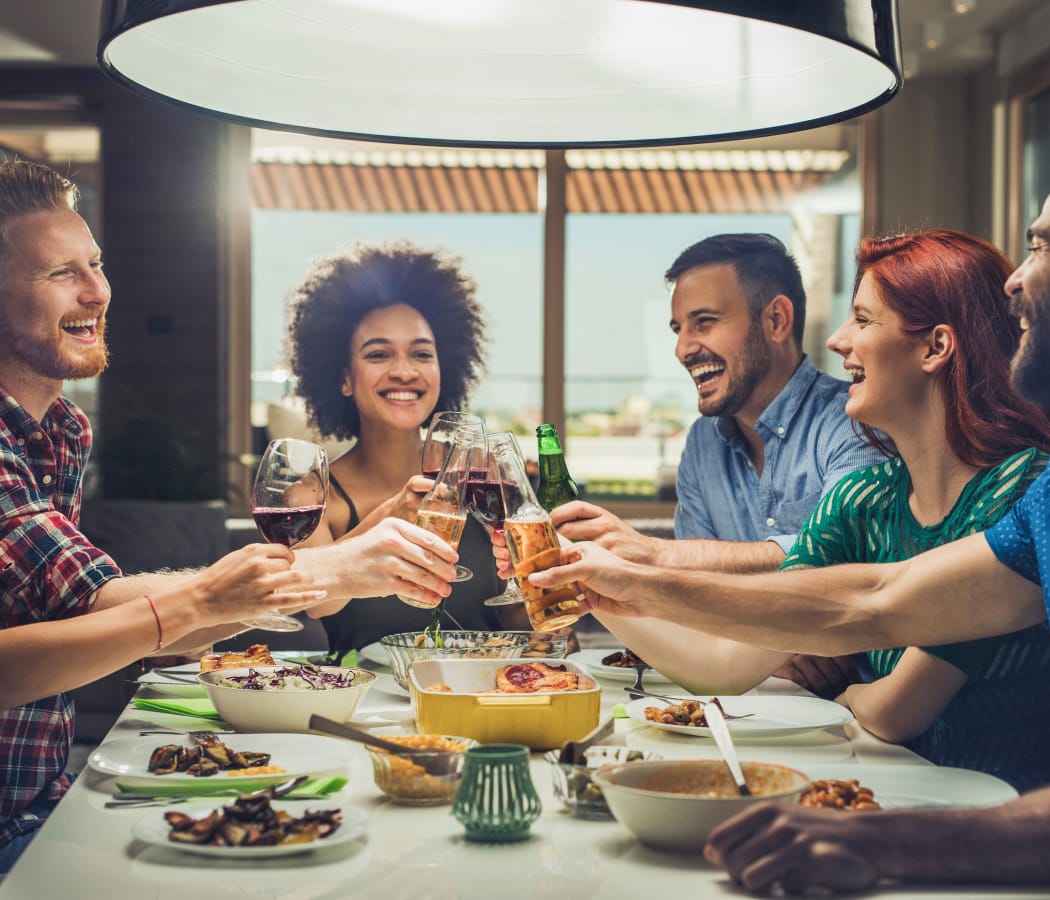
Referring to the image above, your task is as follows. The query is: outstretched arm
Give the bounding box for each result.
[706,787,1050,894]
[551,500,785,573]
[529,534,1046,655]
[300,516,458,616]
[0,544,323,710]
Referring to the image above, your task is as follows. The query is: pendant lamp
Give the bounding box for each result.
[98,0,901,148]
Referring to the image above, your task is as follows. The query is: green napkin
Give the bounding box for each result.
[133,697,221,719]
[612,703,629,719]
[115,775,349,798]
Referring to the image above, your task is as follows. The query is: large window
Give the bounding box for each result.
[249,129,861,505]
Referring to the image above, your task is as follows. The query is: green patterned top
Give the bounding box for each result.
[783,447,1050,790]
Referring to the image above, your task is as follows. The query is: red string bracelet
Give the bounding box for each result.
[145,594,163,652]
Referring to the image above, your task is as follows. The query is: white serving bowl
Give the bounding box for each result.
[197,664,375,733]
[593,759,810,853]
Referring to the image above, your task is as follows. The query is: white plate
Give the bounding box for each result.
[358,642,390,668]
[568,649,678,685]
[625,694,854,738]
[132,800,367,859]
[624,723,856,766]
[90,733,353,789]
[803,764,1017,810]
[136,664,206,698]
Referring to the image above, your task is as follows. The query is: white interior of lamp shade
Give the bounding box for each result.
[101,0,898,145]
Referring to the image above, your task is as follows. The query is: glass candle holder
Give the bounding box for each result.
[451,744,542,842]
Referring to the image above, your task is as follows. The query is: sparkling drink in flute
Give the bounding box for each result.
[494,440,582,631]
[397,430,476,608]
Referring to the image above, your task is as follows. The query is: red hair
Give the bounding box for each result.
[854,229,1050,466]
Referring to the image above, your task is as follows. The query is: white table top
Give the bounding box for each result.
[1,664,1044,900]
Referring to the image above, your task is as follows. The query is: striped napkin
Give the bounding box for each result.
[114,775,348,798]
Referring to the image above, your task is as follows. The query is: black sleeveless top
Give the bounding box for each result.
[320,473,504,658]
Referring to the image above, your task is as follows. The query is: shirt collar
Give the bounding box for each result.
[714,355,819,444]
[0,386,84,442]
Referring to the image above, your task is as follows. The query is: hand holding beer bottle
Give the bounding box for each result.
[494,435,582,631]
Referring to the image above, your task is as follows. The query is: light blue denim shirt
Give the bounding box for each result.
[674,356,887,552]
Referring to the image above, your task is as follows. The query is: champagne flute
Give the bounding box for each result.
[398,428,481,606]
[248,437,328,631]
[470,431,527,607]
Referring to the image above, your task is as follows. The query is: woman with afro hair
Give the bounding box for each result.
[286,241,529,658]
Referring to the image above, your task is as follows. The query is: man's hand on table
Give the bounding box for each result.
[773,654,862,700]
[705,803,883,895]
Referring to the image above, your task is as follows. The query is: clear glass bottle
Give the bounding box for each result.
[535,423,579,512]
[493,436,582,631]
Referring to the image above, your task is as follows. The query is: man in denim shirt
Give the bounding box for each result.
[552,234,883,693]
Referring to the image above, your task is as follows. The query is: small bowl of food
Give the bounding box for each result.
[593,759,810,852]
[544,746,660,819]
[380,630,569,690]
[198,664,375,733]
[366,734,478,805]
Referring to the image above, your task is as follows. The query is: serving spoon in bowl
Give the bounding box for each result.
[308,715,462,776]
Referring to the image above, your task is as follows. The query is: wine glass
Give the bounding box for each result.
[470,431,527,607]
[422,411,486,478]
[248,437,329,631]
[398,427,482,606]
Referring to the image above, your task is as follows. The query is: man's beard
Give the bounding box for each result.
[6,323,109,382]
[1013,315,1050,413]
[693,319,772,418]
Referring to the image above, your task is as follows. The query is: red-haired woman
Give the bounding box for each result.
[781,230,1050,789]
[600,230,1050,789]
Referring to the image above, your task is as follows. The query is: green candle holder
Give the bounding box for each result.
[451,744,542,842]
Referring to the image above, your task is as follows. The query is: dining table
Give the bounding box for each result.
[2,651,1046,900]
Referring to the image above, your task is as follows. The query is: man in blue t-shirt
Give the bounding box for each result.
[530,193,1050,893]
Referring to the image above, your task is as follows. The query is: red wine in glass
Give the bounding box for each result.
[248,438,329,632]
[252,504,325,546]
[468,479,522,530]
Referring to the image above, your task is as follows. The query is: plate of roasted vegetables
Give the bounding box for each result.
[90,732,353,790]
[132,795,367,858]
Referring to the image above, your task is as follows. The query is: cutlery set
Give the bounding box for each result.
[105,775,335,809]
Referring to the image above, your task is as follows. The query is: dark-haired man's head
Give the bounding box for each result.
[666,234,805,419]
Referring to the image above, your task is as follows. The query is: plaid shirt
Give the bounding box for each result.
[0,388,120,847]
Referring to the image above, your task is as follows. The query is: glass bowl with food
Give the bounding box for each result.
[380,630,568,690]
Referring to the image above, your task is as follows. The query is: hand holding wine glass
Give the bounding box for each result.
[397,427,483,607]
[470,431,527,607]
[248,438,329,632]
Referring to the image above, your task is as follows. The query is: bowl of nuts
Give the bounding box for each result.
[366,734,478,805]
[544,747,659,819]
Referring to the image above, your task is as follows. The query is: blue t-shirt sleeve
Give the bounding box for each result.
[985,465,1050,587]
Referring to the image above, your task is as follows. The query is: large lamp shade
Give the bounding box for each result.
[98,0,901,148]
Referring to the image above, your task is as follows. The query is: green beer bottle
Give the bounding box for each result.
[535,423,580,512]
